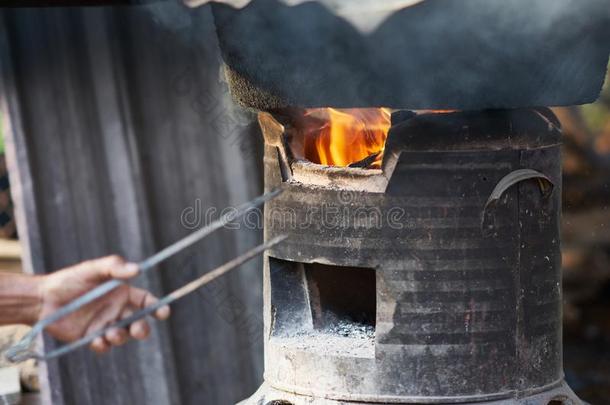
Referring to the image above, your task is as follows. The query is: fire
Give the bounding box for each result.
[292,108,392,169]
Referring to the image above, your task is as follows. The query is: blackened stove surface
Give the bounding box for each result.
[246,109,580,404]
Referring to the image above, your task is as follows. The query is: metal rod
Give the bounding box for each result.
[5,189,282,363]
[41,235,286,361]
[137,188,281,272]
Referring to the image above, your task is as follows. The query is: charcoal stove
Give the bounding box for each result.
[235,108,581,405]
[182,0,608,403]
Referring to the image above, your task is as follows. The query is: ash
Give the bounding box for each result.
[326,320,374,339]
[272,321,375,358]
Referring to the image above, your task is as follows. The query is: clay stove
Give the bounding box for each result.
[240,108,581,405]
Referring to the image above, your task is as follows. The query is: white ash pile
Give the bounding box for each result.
[272,320,375,358]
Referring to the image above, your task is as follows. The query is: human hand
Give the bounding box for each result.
[37,255,170,353]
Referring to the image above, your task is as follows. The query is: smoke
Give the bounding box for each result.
[144,1,194,32]
[135,0,609,110]
[187,0,426,32]
[206,0,609,110]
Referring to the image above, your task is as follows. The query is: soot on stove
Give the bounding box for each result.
[242,108,583,405]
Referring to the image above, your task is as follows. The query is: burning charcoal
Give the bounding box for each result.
[348,152,381,169]
[286,108,390,168]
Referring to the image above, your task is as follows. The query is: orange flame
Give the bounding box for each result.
[293,108,391,169]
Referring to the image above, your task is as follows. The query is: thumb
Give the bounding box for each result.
[77,255,139,282]
[110,262,140,280]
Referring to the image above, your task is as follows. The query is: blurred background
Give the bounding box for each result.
[556,67,610,404]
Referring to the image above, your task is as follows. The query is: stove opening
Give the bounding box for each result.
[285,108,391,169]
[279,108,458,171]
[269,257,376,342]
[305,263,376,331]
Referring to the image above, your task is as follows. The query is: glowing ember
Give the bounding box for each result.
[421,110,456,114]
[290,108,392,169]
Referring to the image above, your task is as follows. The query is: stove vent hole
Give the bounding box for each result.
[304,263,376,333]
[268,258,376,338]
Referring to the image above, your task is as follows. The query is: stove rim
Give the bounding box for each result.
[261,377,570,404]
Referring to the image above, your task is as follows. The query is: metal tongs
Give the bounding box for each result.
[5,189,284,363]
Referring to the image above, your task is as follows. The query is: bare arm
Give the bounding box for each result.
[0,256,170,353]
[0,272,41,326]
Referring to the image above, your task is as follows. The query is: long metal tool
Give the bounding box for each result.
[38,236,285,361]
[5,189,283,362]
